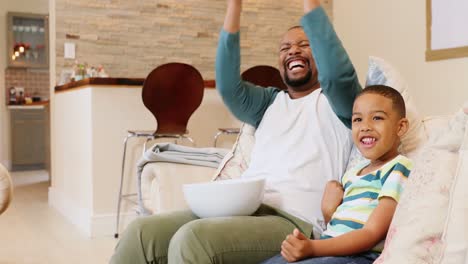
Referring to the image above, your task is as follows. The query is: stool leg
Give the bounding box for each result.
[137,135,154,216]
[115,133,132,238]
[213,131,223,147]
[181,135,196,146]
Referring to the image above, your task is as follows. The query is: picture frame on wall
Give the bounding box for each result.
[426,0,468,61]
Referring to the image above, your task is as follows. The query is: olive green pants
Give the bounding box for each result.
[110,205,313,264]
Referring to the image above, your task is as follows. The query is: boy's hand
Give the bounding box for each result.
[281,229,314,262]
[321,180,344,224]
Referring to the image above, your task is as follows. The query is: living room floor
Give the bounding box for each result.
[0,171,116,264]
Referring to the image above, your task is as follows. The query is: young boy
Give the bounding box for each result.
[262,85,413,264]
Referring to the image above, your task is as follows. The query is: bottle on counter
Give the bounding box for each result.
[16,90,25,105]
[9,87,17,105]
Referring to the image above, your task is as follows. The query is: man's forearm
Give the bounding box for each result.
[216,0,278,127]
[300,7,361,128]
[223,0,241,33]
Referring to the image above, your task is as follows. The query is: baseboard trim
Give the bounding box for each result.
[48,186,92,237]
[91,212,138,238]
[49,187,139,237]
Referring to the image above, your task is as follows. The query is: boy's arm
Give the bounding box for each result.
[216,0,279,127]
[301,1,362,128]
[281,197,397,262]
[321,180,344,225]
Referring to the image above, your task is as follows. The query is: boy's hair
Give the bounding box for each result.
[357,85,406,118]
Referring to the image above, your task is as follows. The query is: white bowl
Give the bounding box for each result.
[183,178,265,218]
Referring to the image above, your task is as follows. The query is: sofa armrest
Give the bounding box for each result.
[141,163,216,214]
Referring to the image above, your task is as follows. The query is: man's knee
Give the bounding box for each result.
[112,211,198,264]
[168,219,213,263]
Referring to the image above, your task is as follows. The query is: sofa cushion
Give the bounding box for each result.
[375,106,468,264]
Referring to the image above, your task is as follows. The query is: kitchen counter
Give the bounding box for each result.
[55,77,216,93]
[7,100,50,110]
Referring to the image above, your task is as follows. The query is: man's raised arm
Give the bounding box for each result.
[302,0,362,128]
[216,0,279,127]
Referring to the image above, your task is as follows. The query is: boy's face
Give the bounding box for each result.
[352,93,408,163]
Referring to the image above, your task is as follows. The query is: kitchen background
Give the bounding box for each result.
[1,0,49,172]
[1,0,333,172]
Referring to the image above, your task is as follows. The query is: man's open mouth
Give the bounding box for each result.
[286,58,307,72]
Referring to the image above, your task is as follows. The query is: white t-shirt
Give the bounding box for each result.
[241,89,353,233]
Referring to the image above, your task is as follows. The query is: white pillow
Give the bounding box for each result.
[366,56,426,157]
[375,106,468,264]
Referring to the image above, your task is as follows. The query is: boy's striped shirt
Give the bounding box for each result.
[321,155,412,252]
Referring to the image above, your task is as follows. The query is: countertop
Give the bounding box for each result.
[55,77,216,93]
[7,100,50,110]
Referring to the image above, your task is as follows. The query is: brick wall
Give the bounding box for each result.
[5,68,50,104]
[55,0,333,82]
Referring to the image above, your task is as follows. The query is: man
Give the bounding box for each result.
[110,0,361,263]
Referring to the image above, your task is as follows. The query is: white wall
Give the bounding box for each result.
[334,0,468,116]
[0,0,49,168]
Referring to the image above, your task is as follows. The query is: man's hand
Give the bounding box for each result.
[304,0,321,13]
[223,0,242,33]
[321,180,344,224]
[281,229,314,262]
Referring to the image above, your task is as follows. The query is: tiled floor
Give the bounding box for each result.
[0,171,116,264]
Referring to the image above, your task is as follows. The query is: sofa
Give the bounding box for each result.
[139,58,468,263]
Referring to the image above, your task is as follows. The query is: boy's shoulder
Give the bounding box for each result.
[379,155,413,184]
[385,155,413,172]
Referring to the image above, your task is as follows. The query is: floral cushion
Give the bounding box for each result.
[375,106,468,264]
[439,105,468,264]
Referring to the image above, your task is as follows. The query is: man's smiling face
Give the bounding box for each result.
[278,27,318,91]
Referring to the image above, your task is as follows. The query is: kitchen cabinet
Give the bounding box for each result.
[7,12,49,68]
[10,107,49,170]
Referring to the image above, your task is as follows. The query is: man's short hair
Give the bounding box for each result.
[357,85,406,118]
[287,25,303,31]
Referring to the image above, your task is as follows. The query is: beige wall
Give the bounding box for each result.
[0,0,49,168]
[334,0,468,117]
[54,0,333,81]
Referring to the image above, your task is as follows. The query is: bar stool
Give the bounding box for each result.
[213,65,287,146]
[115,63,204,238]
